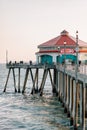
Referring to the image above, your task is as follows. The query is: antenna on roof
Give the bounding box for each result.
[6,50,8,64]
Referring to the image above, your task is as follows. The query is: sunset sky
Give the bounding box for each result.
[0,0,87,63]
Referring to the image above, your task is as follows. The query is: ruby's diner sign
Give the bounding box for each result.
[60,48,75,54]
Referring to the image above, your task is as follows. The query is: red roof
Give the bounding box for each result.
[38,30,87,48]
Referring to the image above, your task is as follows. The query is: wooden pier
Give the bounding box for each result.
[4,62,87,130]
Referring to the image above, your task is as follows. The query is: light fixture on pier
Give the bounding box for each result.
[75,30,79,79]
[57,46,60,64]
[75,30,79,53]
[64,41,66,65]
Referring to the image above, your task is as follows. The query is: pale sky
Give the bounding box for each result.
[0,0,87,63]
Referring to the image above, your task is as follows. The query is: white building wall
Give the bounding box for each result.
[52,53,58,63]
[79,53,87,61]
[36,55,39,64]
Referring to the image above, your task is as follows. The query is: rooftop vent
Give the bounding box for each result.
[61,30,69,36]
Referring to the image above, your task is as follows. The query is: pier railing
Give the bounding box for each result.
[6,62,56,69]
[6,62,87,74]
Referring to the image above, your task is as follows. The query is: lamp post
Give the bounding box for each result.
[57,46,60,99]
[73,31,79,129]
[64,41,66,69]
[57,46,60,67]
[63,41,66,107]
[75,31,79,80]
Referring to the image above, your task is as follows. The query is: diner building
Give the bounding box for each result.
[36,30,87,64]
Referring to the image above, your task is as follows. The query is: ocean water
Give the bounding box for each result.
[0,64,75,130]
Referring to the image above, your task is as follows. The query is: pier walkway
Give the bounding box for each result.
[3,62,87,130]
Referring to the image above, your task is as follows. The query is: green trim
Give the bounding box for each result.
[41,55,53,64]
[56,54,77,63]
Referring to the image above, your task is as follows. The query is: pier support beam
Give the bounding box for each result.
[3,68,17,93]
[73,81,79,130]
[80,83,86,130]
[12,68,17,92]
[85,87,87,118]
[53,68,58,96]
[18,68,21,93]
[67,76,70,117]
[30,68,34,83]
[62,72,66,107]
[34,68,39,93]
[39,68,48,96]
[3,68,11,92]
[58,72,63,102]
[22,68,29,93]
[48,69,57,96]
[64,74,70,113]
[31,68,39,94]
[57,71,60,98]
[64,74,68,113]
[70,78,74,126]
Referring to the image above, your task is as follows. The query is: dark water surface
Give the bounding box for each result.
[0,64,75,130]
